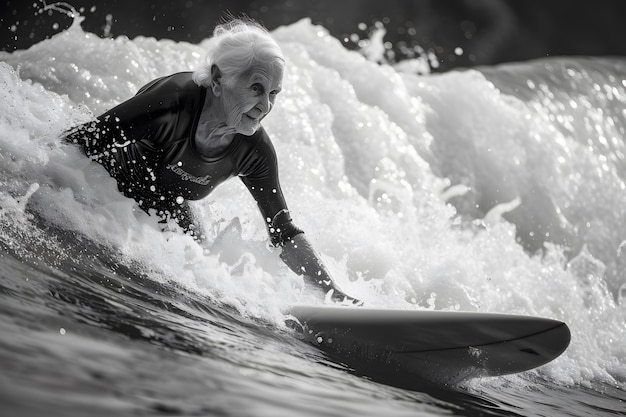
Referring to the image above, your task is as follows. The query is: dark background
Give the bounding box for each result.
[2,0,626,72]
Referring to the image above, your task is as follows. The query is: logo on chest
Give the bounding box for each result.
[166,163,211,186]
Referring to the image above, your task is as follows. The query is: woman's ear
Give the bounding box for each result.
[210,64,222,96]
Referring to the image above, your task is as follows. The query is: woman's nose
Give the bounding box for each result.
[257,93,271,114]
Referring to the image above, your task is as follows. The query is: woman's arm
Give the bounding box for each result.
[241,129,362,305]
[279,233,362,305]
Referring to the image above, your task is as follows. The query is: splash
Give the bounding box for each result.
[1,12,625,388]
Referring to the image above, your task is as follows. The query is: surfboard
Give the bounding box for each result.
[288,305,571,385]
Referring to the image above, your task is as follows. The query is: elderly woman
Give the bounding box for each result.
[65,18,360,305]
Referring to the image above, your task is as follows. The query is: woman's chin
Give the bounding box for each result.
[237,123,260,136]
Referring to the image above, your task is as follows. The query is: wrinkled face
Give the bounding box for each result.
[219,59,284,136]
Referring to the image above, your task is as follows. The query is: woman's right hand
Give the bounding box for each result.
[279,233,363,306]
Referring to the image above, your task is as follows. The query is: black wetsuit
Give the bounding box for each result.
[65,72,302,246]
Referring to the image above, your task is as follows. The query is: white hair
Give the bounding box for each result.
[193,18,284,87]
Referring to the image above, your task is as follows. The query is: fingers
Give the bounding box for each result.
[327,288,364,306]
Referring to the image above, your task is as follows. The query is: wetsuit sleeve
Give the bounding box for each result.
[239,131,303,247]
